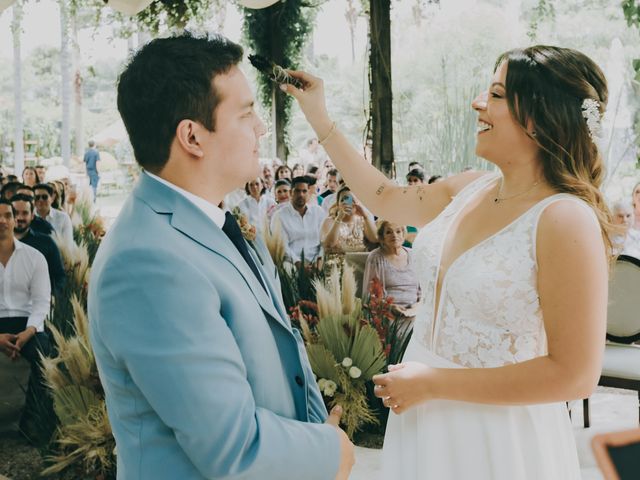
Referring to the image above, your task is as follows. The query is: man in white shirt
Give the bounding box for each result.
[33,183,74,247]
[271,176,326,267]
[0,200,52,434]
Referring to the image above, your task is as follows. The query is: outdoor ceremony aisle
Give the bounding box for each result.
[350,387,638,480]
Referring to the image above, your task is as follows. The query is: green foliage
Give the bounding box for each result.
[241,1,318,150]
[526,0,556,42]
[622,0,640,27]
[136,0,215,34]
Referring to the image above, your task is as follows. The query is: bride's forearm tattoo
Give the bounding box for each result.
[376,184,385,195]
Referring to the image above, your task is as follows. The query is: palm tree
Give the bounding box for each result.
[12,0,24,176]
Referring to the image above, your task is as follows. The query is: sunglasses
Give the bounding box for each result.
[34,194,49,201]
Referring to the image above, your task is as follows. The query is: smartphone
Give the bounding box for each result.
[342,194,353,206]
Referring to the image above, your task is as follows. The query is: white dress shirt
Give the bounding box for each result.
[0,239,51,332]
[270,203,326,263]
[39,207,74,247]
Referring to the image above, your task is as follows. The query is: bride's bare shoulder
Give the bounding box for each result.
[441,171,493,199]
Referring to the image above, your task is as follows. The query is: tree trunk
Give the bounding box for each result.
[12,1,24,176]
[60,0,72,166]
[72,13,83,159]
[369,0,394,177]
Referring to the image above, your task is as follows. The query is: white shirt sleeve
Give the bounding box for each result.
[26,252,52,332]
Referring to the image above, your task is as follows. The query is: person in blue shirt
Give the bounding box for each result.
[83,140,100,201]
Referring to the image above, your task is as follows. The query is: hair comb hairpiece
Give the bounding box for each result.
[581,98,602,141]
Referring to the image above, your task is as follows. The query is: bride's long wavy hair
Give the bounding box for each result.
[496,45,615,259]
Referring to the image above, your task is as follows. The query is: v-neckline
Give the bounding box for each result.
[428,174,562,348]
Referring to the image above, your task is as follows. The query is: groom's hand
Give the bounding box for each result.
[325,405,355,480]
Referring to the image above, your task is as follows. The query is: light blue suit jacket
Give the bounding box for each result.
[89,174,339,479]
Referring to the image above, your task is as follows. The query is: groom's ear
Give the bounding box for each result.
[175,120,206,159]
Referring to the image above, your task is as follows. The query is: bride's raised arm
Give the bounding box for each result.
[281,71,484,228]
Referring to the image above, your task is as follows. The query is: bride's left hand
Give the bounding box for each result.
[372,362,434,414]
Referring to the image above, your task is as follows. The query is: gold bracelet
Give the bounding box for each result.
[319,121,337,146]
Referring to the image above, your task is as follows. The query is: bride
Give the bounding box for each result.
[283,45,613,479]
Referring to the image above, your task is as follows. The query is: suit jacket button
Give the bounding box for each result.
[295,375,304,387]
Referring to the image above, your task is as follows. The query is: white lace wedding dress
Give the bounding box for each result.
[382,173,586,479]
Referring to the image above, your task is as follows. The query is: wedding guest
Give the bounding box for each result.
[21,167,40,188]
[363,220,421,321]
[1,182,23,201]
[262,162,275,192]
[0,200,51,433]
[14,186,54,236]
[35,165,47,183]
[406,169,425,186]
[428,174,443,184]
[321,186,377,271]
[34,183,74,247]
[611,200,640,258]
[275,164,293,181]
[320,168,339,200]
[274,179,291,205]
[11,194,66,294]
[292,163,305,178]
[271,176,326,267]
[238,177,276,233]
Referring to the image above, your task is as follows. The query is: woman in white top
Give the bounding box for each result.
[237,177,275,233]
[283,45,614,479]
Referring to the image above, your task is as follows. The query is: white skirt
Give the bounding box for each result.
[382,340,582,480]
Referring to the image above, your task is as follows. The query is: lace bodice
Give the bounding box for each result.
[411,173,595,368]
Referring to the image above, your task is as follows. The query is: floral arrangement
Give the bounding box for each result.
[231,206,257,242]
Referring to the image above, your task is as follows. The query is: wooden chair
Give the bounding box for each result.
[583,254,640,428]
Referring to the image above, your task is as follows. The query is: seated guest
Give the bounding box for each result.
[428,174,443,184]
[22,167,40,188]
[49,181,67,211]
[363,220,421,320]
[611,200,640,258]
[0,200,51,432]
[35,165,47,183]
[1,181,23,201]
[292,163,305,178]
[11,194,66,295]
[267,179,291,219]
[405,168,425,186]
[14,186,54,236]
[320,168,339,200]
[238,177,276,233]
[262,163,275,193]
[275,165,292,181]
[33,183,74,247]
[271,176,326,267]
[6,175,18,184]
[321,186,377,272]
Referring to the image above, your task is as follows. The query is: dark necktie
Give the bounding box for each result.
[222,212,267,292]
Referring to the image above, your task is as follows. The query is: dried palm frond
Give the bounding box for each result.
[305,344,340,383]
[341,264,358,315]
[42,402,115,477]
[316,313,352,362]
[313,266,342,320]
[263,217,287,267]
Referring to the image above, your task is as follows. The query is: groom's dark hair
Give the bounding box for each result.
[117,33,243,173]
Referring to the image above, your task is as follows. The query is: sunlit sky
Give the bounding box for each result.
[0,0,370,65]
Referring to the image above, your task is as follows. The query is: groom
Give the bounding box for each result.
[88,33,353,479]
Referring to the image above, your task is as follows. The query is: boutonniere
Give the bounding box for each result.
[231,207,264,265]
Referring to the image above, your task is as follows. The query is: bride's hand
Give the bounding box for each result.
[280,71,333,137]
[372,362,434,414]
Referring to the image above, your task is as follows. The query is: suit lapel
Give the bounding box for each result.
[135,174,289,331]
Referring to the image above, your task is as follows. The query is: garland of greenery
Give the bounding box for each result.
[136,0,214,34]
[241,1,319,150]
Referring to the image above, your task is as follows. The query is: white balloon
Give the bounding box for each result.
[104,0,155,15]
[237,0,280,9]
